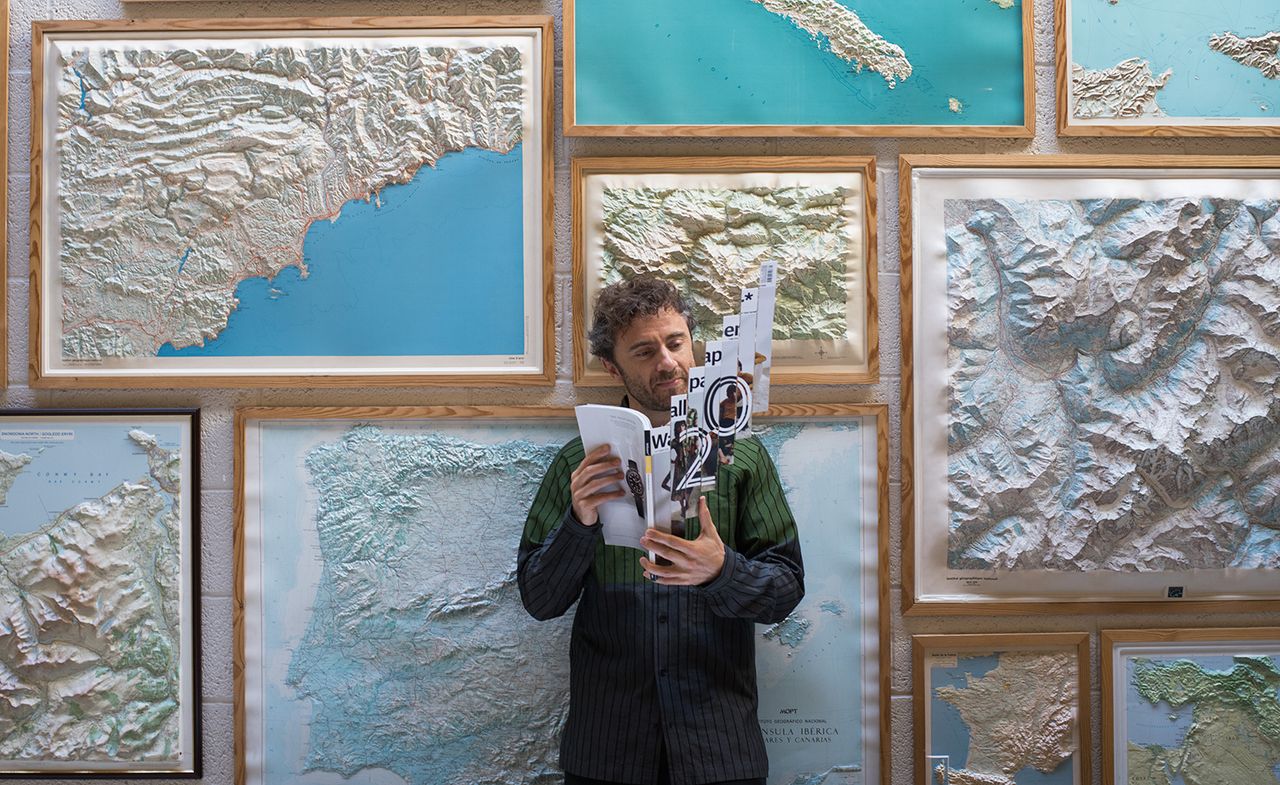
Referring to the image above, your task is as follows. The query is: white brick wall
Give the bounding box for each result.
[5,0,1277,782]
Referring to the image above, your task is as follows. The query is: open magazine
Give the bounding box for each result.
[574,264,778,552]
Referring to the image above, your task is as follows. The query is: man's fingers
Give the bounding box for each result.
[575,471,624,498]
[696,497,721,541]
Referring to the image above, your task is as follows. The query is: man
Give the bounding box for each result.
[518,277,804,785]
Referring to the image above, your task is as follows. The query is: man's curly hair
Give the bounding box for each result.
[588,277,697,363]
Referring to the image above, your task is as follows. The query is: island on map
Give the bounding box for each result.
[1126,655,1280,785]
[1069,0,1280,121]
[599,184,855,345]
[945,197,1280,573]
[1209,31,1280,80]
[930,651,1079,785]
[54,40,526,360]
[748,0,912,87]
[1070,59,1171,118]
[0,428,185,766]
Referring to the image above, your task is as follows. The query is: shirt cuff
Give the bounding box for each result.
[561,507,602,538]
[699,544,738,593]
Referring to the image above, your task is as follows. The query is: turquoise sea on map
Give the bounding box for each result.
[159,145,524,358]
[0,422,182,538]
[754,421,869,785]
[1072,0,1280,119]
[575,0,1025,126]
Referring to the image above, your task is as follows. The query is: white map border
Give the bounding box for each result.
[38,26,547,381]
[910,165,1280,605]
[578,168,871,383]
[0,411,198,774]
[1059,0,1280,130]
[1105,634,1280,783]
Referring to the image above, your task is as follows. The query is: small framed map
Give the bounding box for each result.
[572,156,879,386]
[1101,627,1280,785]
[1057,0,1280,136]
[31,17,554,387]
[565,0,1034,136]
[235,403,889,785]
[0,409,201,776]
[901,155,1280,613]
[914,633,1091,785]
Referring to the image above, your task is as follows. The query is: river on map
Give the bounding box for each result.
[159,145,524,358]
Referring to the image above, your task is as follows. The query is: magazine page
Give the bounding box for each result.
[701,338,743,472]
[723,308,756,437]
[573,404,651,551]
[753,263,778,413]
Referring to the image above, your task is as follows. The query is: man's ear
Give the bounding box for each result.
[601,357,623,383]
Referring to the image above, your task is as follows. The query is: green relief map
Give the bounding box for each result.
[1124,654,1280,785]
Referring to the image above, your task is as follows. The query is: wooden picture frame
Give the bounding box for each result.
[1055,0,1280,137]
[0,408,201,777]
[1100,627,1280,785]
[572,156,879,387]
[31,16,554,388]
[564,0,1034,137]
[913,632,1092,785]
[0,0,7,389]
[234,403,891,785]
[900,154,1280,614]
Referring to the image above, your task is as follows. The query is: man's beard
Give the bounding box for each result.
[619,366,684,414]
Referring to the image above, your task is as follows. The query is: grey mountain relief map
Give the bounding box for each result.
[945,197,1280,572]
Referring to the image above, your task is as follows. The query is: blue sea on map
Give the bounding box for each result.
[575,0,1025,126]
[754,421,868,784]
[929,654,999,774]
[1073,0,1280,118]
[159,145,524,358]
[0,422,182,538]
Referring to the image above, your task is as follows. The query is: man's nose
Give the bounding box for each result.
[655,346,679,370]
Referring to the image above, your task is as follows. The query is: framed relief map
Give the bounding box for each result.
[1101,627,1280,785]
[236,404,888,785]
[565,0,1033,136]
[901,155,1280,613]
[0,409,200,776]
[1057,0,1280,135]
[32,17,553,387]
[914,633,1091,785]
[573,157,878,386]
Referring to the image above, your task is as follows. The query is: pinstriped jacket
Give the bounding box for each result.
[518,435,805,785]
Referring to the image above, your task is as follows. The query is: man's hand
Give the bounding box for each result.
[570,444,626,526]
[639,497,726,586]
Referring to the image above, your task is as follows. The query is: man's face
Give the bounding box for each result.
[602,307,694,419]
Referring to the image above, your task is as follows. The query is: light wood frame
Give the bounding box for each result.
[30,16,555,388]
[1100,627,1280,785]
[233,403,891,785]
[564,0,1035,137]
[0,0,7,390]
[913,632,1092,785]
[0,408,201,778]
[900,154,1280,615]
[1055,0,1280,137]
[571,156,880,387]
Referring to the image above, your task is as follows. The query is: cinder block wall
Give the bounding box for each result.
[5,1,1277,783]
